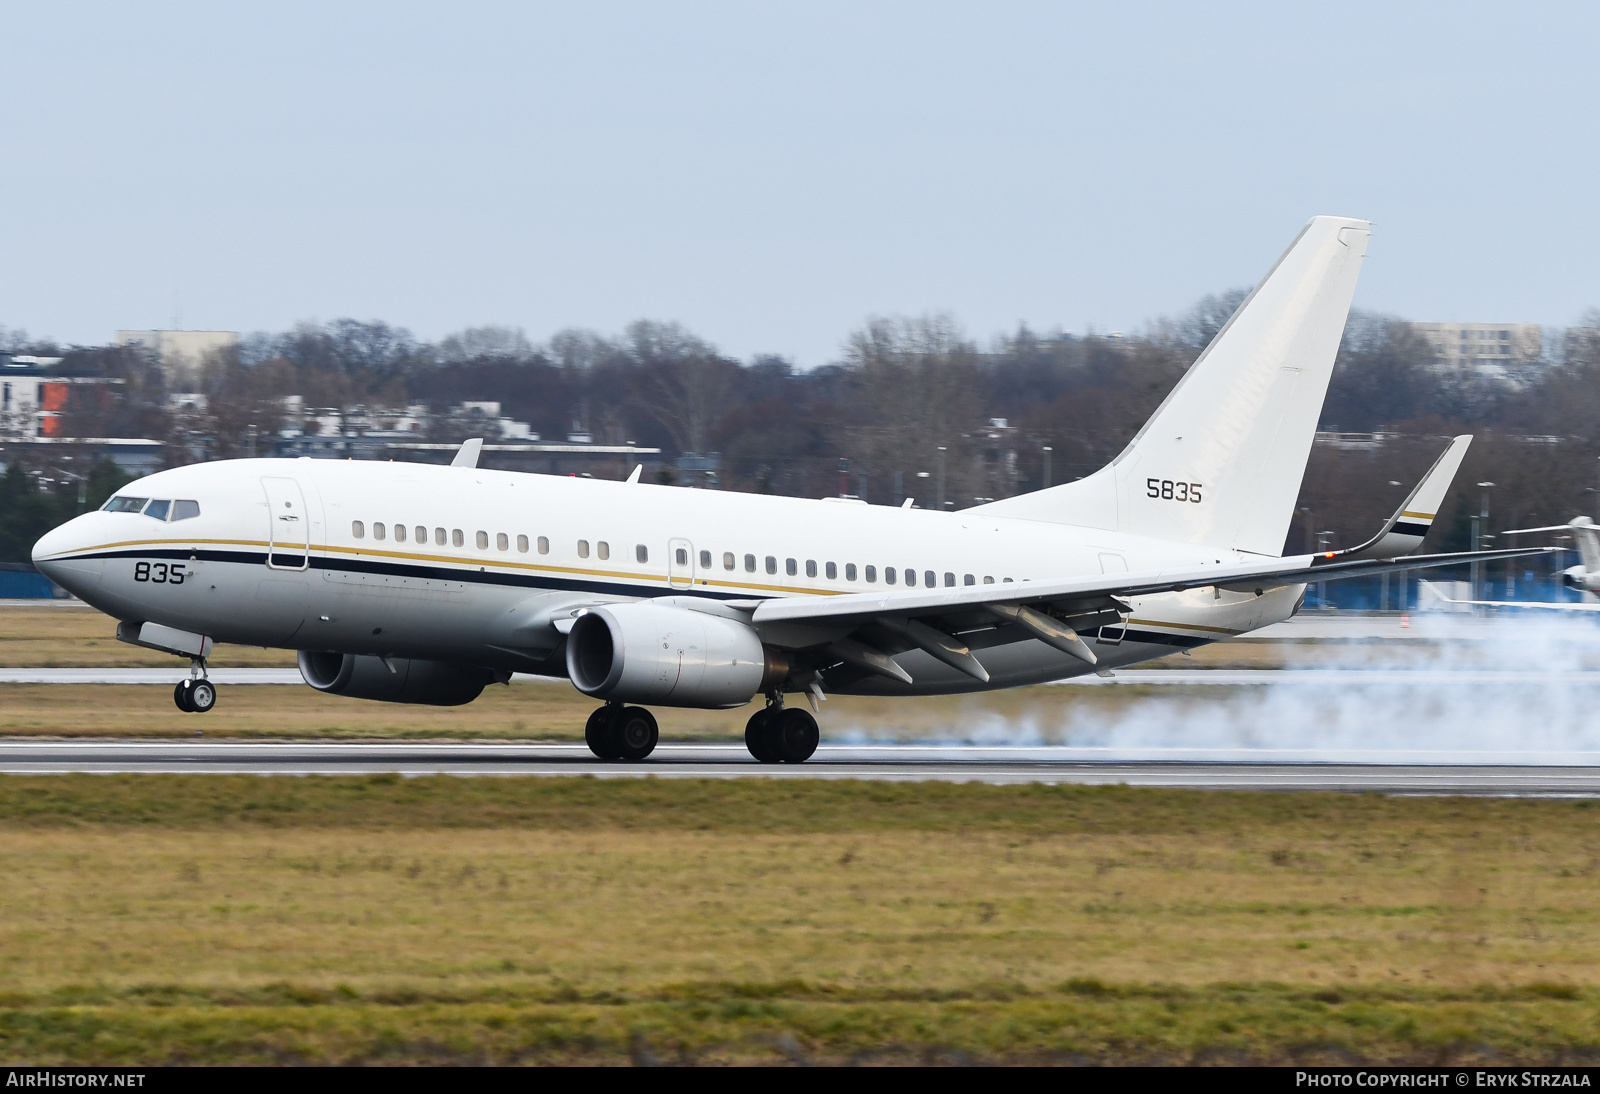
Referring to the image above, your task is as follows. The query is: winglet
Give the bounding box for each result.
[1334,435,1472,560]
[626,464,643,484]
[451,438,484,469]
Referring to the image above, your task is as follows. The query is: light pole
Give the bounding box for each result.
[1042,445,1053,490]
[1381,480,1402,611]
[937,446,947,511]
[916,470,930,507]
[1472,481,1494,605]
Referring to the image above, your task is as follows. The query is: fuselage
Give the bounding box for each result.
[32,457,1305,698]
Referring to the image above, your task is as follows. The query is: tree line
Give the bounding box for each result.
[5,300,1600,564]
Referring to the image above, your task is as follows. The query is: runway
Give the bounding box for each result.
[7,667,1600,687]
[5,740,1600,794]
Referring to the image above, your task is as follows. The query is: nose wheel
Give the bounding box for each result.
[173,660,217,714]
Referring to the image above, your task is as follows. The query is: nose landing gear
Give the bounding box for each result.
[584,703,659,761]
[173,659,217,714]
[745,701,818,764]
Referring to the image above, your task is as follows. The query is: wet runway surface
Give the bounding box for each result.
[5,740,1600,794]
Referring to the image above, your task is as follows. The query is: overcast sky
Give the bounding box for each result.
[3,2,1598,365]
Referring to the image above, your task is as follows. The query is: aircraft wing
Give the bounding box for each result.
[736,546,1553,682]
[749,546,1551,628]
[1426,595,1600,613]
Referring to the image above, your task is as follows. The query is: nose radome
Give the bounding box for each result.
[32,515,99,595]
[31,521,73,568]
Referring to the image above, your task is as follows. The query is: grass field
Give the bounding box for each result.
[1,776,1599,1064]
[0,678,1228,742]
[0,602,1402,670]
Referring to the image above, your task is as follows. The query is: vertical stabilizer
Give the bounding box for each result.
[978,216,1371,557]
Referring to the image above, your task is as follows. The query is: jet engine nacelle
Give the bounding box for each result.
[298,651,498,706]
[1562,565,1593,592]
[566,602,786,708]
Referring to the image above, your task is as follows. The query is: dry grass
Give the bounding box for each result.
[0,602,1431,672]
[0,603,294,667]
[0,680,1203,742]
[2,777,1600,1063]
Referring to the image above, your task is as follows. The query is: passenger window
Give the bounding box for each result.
[536,536,548,554]
[374,522,386,541]
[745,554,756,573]
[927,571,937,587]
[905,569,916,587]
[786,558,798,576]
[496,533,508,551]
[144,500,171,521]
[805,560,817,578]
[395,525,407,543]
[676,548,688,565]
[1002,577,1013,583]
[636,544,648,563]
[700,550,711,568]
[945,572,955,587]
[598,541,609,560]
[352,521,365,539]
[171,500,200,521]
[451,529,463,547]
[476,530,488,550]
[104,496,149,513]
[983,575,994,584]
[765,556,777,575]
[517,535,529,553]
[964,574,974,586]
[415,526,426,543]
[578,540,590,559]
[723,552,735,570]
[864,565,876,583]
[885,567,897,585]
[825,562,837,579]
[845,563,856,581]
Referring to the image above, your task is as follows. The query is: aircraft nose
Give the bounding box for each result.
[32,516,103,596]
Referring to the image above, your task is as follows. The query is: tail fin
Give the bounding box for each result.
[978,215,1371,557]
[1571,517,1600,575]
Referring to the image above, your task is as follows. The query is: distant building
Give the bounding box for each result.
[115,329,239,380]
[1408,321,1542,379]
[1,358,123,438]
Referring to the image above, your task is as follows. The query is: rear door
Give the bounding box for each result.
[262,477,310,570]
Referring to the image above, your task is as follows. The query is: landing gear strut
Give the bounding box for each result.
[584,703,659,761]
[173,658,217,714]
[745,700,818,764]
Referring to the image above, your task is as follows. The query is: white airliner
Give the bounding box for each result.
[1435,516,1600,612]
[31,216,1542,763]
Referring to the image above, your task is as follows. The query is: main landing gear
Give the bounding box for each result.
[173,658,217,714]
[584,703,659,761]
[744,701,819,764]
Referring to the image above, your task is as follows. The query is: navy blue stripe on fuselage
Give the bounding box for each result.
[63,546,764,603]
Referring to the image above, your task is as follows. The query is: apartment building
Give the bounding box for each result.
[1409,321,1542,377]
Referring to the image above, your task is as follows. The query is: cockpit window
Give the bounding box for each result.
[171,500,200,521]
[143,500,172,521]
[104,496,149,513]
